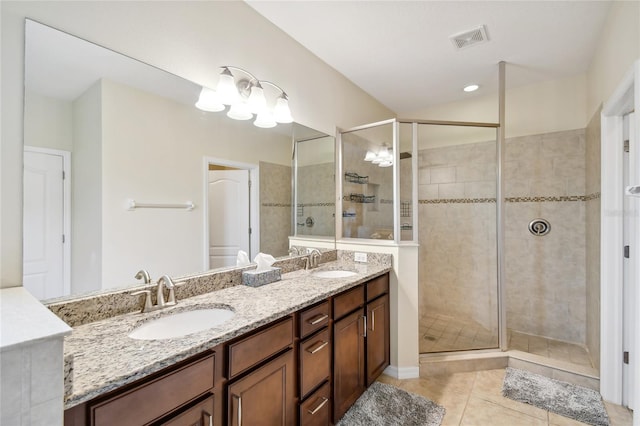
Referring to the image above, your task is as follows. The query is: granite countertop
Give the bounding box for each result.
[64,261,391,409]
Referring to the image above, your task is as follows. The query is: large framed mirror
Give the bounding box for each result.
[22,19,335,301]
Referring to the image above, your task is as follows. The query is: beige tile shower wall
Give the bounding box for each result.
[259,161,291,257]
[296,162,334,236]
[585,109,601,368]
[418,140,498,333]
[419,129,588,344]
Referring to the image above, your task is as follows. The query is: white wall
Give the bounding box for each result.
[587,1,640,118]
[0,1,394,289]
[405,72,588,139]
[71,81,102,295]
[24,90,73,152]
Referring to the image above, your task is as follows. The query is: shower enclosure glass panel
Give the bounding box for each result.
[341,123,395,240]
[398,122,415,241]
[418,124,499,353]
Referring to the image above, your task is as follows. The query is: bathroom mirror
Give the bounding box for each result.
[22,19,335,301]
[294,133,335,238]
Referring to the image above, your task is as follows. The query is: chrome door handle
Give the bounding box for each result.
[233,395,242,426]
[371,309,376,332]
[202,410,213,426]
[362,315,367,338]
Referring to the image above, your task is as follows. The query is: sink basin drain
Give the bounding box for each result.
[529,219,550,236]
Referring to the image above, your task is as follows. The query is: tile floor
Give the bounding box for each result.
[420,313,593,369]
[378,368,633,425]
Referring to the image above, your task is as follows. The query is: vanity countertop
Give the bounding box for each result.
[63,261,391,409]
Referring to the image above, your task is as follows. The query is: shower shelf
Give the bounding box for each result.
[344,172,369,184]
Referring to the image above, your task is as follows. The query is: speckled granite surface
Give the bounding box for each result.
[48,250,338,327]
[63,257,390,409]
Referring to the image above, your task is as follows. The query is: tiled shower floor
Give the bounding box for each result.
[420,312,594,368]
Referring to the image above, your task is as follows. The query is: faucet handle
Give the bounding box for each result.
[158,275,177,307]
[131,290,153,313]
[134,269,151,284]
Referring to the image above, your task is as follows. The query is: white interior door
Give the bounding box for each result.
[623,112,637,409]
[23,149,66,299]
[208,169,250,268]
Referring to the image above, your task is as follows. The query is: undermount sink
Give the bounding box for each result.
[128,307,235,340]
[311,270,358,279]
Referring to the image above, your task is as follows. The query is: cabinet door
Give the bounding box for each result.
[228,350,295,426]
[333,309,365,422]
[160,395,214,426]
[366,294,390,386]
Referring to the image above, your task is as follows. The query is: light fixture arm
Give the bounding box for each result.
[259,80,288,98]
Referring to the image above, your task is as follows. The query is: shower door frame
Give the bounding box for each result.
[399,118,506,353]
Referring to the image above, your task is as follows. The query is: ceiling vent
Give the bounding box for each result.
[450,25,489,50]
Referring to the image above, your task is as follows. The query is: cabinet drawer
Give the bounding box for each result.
[366,273,389,302]
[299,382,331,426]
[91,353,215,426]
[160,394,214,426]
[299,301,329,339]
[333,285,364,320]
[228,317,293,379]
[300,329,331,399]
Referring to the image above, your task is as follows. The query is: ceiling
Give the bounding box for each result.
[246,1,612,115]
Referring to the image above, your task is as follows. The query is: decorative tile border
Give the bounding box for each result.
[297,202,335,207]
[261,203,291,207]
[419,198,496,204]
[418,194,600,204]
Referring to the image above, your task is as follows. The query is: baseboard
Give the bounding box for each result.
[383,365,420,379]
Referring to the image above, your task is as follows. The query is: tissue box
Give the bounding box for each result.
[242,267,282,287]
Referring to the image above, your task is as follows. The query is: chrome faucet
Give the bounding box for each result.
[134,269,151,284]
[131,274,177,313]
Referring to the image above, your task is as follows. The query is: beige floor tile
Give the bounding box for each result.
[471,369,548,420]
[548,411,590,425]
[461,395,548,426]
[603,401,633,426]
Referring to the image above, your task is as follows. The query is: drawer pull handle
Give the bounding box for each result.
[371,309,376,332]
[308,314,328,325]
[306,340,329,354]
[233,395,242,426]
[203,410,213,426]
[307,397,329,415]
[362,315,367,338]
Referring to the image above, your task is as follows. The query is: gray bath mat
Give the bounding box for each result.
[336,381,445,426]
[502,367,609,426]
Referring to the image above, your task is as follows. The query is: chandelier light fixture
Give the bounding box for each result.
[364,144,394,168]
[195,66,293,128]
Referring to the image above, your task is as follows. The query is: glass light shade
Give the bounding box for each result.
[372,154,383,164]
[216,70,239,105]
[254,110,277,128]
[226,102,253,120]
[248,85,267,114]
[379,160,393,168]
[381,149,393,162]
[195,87,225,112]
[364,150,376,161]
[274,96,293,123]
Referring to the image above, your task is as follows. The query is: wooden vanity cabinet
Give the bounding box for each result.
[332,273,390,422]
[64,348,222,426]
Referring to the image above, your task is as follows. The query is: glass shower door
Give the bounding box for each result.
[417,123,499,353]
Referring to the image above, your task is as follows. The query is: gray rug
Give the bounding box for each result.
[336,381,445,426]
[502,367,609,426]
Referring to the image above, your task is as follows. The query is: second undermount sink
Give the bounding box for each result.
[311,270,358,279]
[128,307,235,340]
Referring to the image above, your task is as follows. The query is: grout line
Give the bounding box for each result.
[458,371,478,425]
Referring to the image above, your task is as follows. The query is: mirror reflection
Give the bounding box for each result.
[22,19,334,301]
[295,134,335,238]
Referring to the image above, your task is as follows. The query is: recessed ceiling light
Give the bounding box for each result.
[463,84,479,92]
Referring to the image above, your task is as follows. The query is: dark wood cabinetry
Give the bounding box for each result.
[333,309,366,421]
[227,350,295,426]
[366,293,390,386]
[333,273,390,423]
[64,272,390,426]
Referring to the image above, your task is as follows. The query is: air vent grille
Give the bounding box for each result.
[450,25,489,50]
